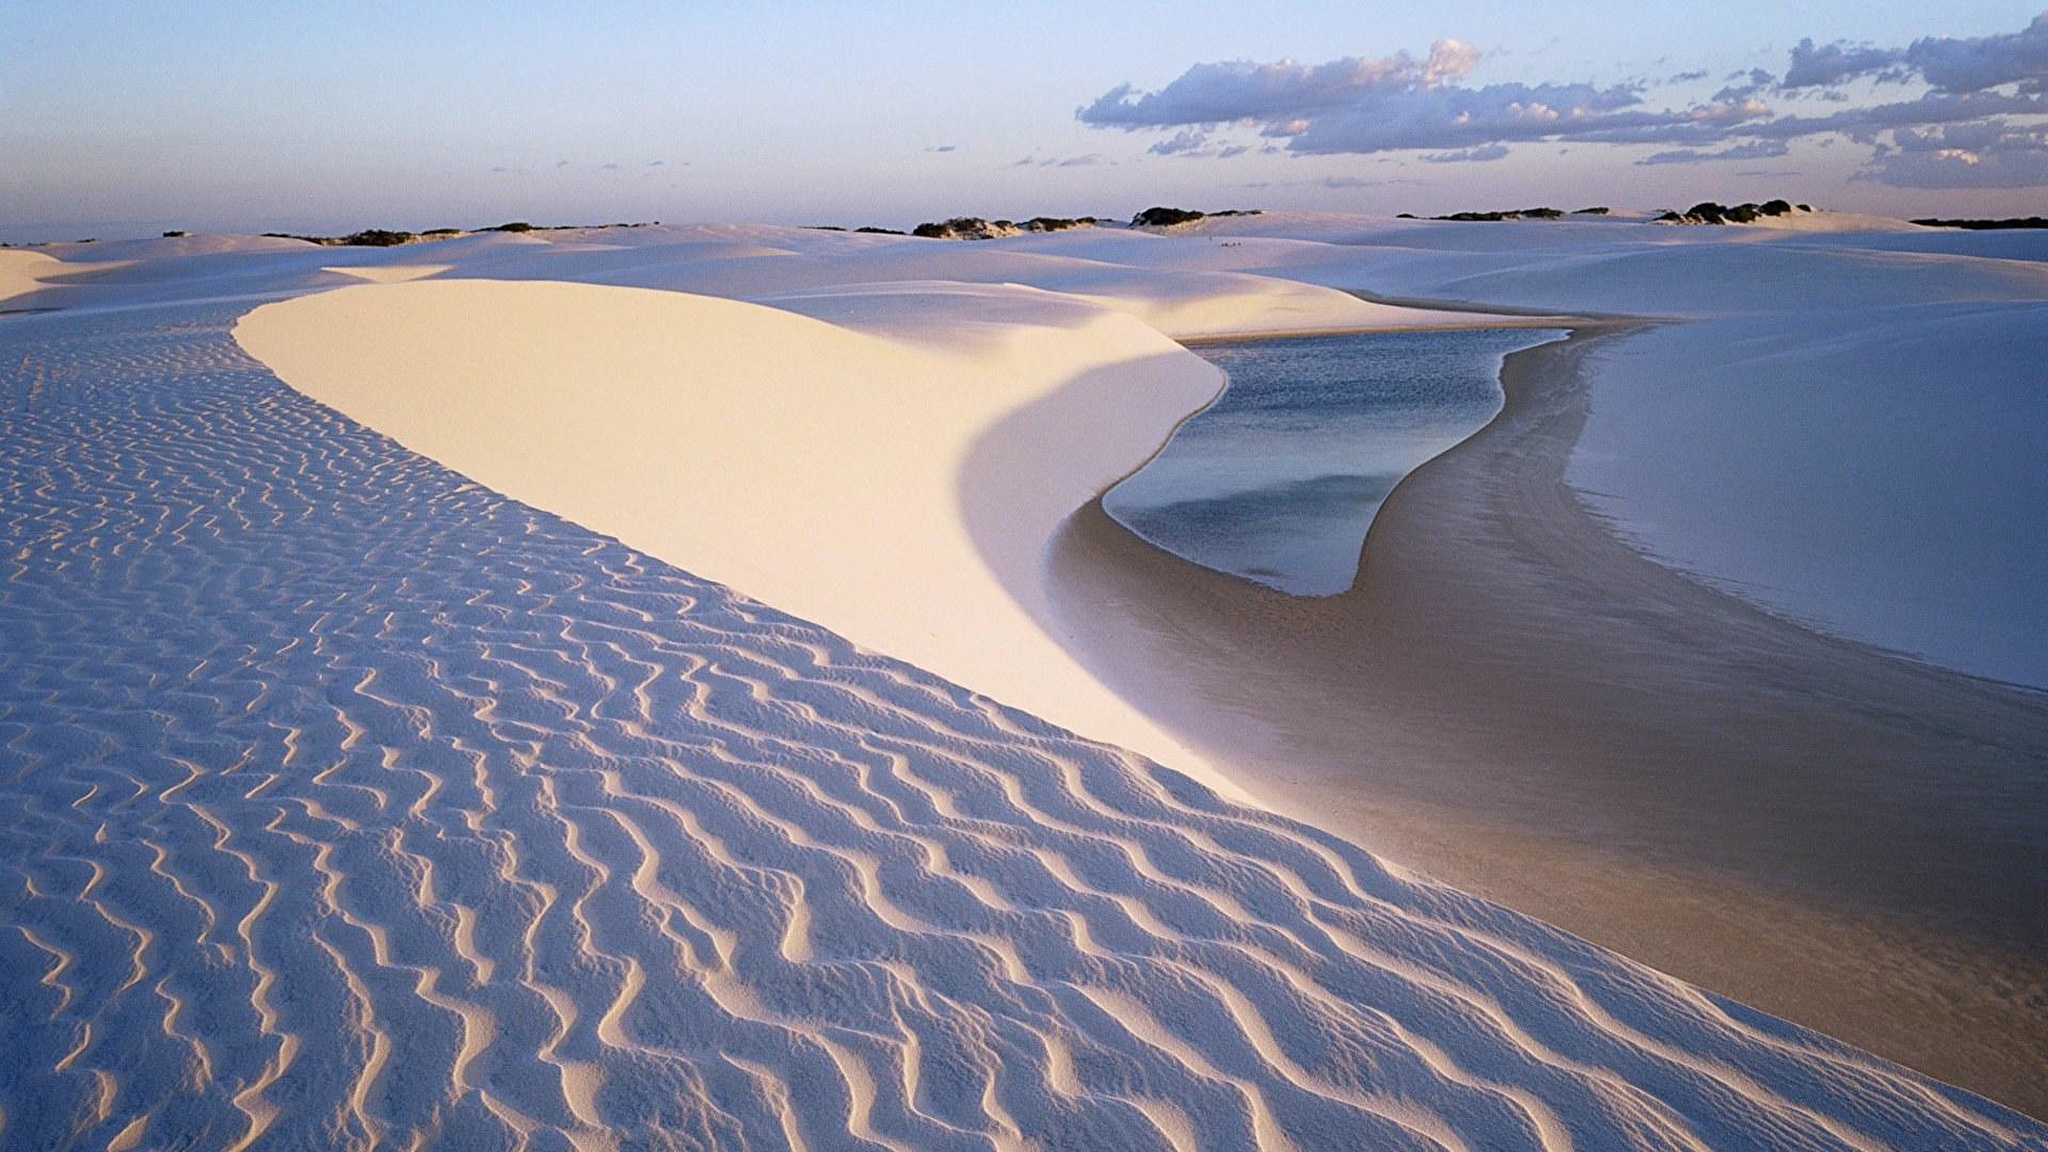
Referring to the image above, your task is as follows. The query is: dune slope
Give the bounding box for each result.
[235,278,1236,801]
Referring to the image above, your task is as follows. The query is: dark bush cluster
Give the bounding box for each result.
[911,217,1019,240]
[342,229,418,247]
[1132,206,1206,227]
[256,220,658,247]
[1426,207,1564,221]
[1656,199,1803,225]
[1130,207,1259,228]
[1573,207,1610,215]
[1912,216,2048,230]
[1022,216,1097,231]
[262,229,420,247]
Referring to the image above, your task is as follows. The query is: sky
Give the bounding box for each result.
[2,1,2044,241]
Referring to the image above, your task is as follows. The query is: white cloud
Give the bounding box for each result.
[1078,40,1481,129]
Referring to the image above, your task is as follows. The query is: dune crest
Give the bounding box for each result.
[237,278,1239,799]
[1,249,65,303]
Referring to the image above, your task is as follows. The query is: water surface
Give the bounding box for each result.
[1106,327,1564,594]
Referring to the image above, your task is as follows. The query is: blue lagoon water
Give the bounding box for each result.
[1105,328,1564,595]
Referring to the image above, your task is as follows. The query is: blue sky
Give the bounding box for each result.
[3,2,2043,240]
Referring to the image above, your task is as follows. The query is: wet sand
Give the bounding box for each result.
[1046,321,2048,1118]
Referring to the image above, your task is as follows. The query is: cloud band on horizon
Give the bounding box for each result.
[1077,12,2048,188]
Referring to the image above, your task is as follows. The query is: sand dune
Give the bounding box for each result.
[1,249,68,304]
[238,278,1237,802]
[5,291,2042,1148]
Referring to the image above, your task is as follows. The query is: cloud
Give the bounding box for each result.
[1713,69,1776,102]
[1637,139,1790,165]
[925,144,958,153]
[1146,128,1256,158]
[1079,40,1481,128]
[1908,13,2048,93]
[1079,43,1747,157]
[1857,120,2048,186]
[1669,69,1709,83]
[1148,128,1212,156]
[1421,143,1511,163]
[1745,89,2047,141]
[1783,39,1905,88]
[1013,153,1108,167]
[1076,12,2048,187]
[1785,13,2048,93]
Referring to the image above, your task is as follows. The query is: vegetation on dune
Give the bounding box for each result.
[1024,216,1097,231]
[1912,216,2048,230]
[1420,207,1565,221]
[1130,206,1260,228]
[1655,199,1805,225]
[1394,201,1821,225]
[912,217,1020,240]
[1132,206,1206,228]
[902,208,1263,239]
[254,220,657,247]
[907,216,1101,240]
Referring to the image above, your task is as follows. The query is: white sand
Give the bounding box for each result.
[0,226,2038,1145]
[986,212,2048,688]
[0,249,64,303]
[325,263,451,283]
[239,278,1245,799]
[238,246,1496,804]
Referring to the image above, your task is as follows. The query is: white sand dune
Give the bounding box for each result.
[5,283,2042,1149]
[1,248,91,305]
[238,278,1238,802]
[326,263,452,284]
[1568,301,2048,687]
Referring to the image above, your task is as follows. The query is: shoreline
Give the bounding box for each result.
[1045,321,2048,1117]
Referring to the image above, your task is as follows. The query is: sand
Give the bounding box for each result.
[237,278,1241,802]
[0,249,64,305]
[2,225,2041,1145]
[1046,319,2048,1117]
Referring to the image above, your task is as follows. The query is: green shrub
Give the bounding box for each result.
[340,229,416,247]
[1132,206,1206,228]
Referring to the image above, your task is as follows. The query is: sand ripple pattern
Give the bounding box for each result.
[0,303,2040,1151]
